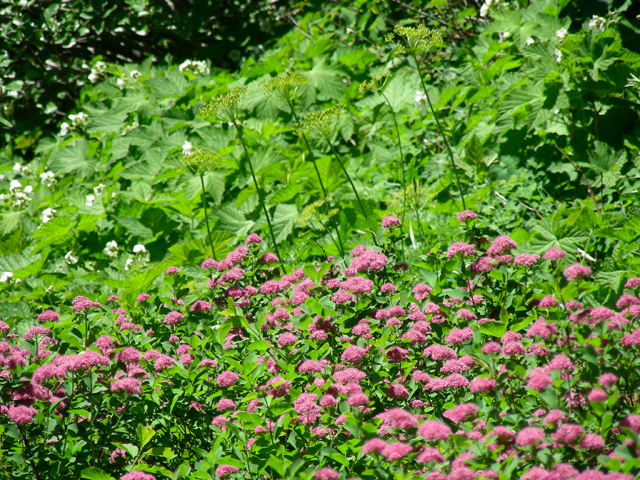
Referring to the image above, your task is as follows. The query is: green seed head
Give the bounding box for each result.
[262,72,310,100]
[200,86,249,121]
[182,146,225,176]
[295,104,345,139]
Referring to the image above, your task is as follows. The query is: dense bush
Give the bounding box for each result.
[1,0,640,478]
[1,221,640,479]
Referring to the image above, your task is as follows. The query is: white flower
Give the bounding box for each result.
[414,90,427,106]
[23,185,33,194]
[130,70,141,79]
[0,174,4,181]
[479,3,490,17]
[85,194,95,207]
[554,49,563,63]
[93,184,105,196]
[526,37,535,46]
[9,180,21,192]
[556,28,568,39]
[65,251,78,265]
[60,122,70,137]
[182,140,193,156]
[69,112,88,127]
[117,78,126,89]
[589,15,605,31]
[0,194,7,202]
[104,240,119,257]
[0,271,13,283]
[13,163,22,173]
[88,72,100,84]
[42,207,56,224]
[125,258,134,271]
[133,244,147,254]
[179,59,208,75]
[40,171,55,186]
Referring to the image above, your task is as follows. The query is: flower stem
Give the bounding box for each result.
[286,97,328,198]
[233,123,284,269]
[413,52,466,210]
[327,142,368,219]
[199,174,217,260]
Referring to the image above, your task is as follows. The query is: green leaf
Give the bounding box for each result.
[87,113,127,135]
[0,116,12,128]
[247,340,269,351]
[271,204,299,243]
[136,424,156,451]
[51,139,94,179]
[529,219,588,260]
[116,216,154,240]
[81,468,116,480]
[0,211,24,236]
[266,456,286,477]
[477,322,507,338]
[306,57,345,101]
[31,216,77,254]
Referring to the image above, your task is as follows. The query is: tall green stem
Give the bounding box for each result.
[413,52,466,210]
[199,174,217,260]
[286,97,328,198]
[234,123,284,268]
[327,142,368,219]
[381,92,407,225]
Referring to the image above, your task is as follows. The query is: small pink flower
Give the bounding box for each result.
[544,247,566,260]
[362,438,387,455]
[564,264,591,281]
[513,254,540,268]
[381,216,401,228]
[121,472,156,480]
[216,465,239,478]
[418,420,451,441]
[166,266,179,275]
[470,377,495,393]
[446,242,476,259]
[136,293,151,303]
[37,310,59,323]
[315,468,339,480]
[164,311,184,325]
[456,210,477,222]
[216,371,239,387]
[381,441,412,461]
[625,277,640,288]
[245,233,263,245]
[190,300,211,312]
[486,235,517,257]
[515,427,544,446]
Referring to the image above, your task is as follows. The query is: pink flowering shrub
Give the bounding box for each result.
[0,223,639,480]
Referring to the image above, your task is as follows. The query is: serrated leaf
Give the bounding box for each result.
[51,139,94,179]
[87,113,127,135]
[306,57,345,101]
[116,216,154,240]
[0,211,24,236]
[271,204,299,243]
[136,424,156,451]
[31,216,76,254]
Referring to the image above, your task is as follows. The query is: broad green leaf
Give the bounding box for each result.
[31,216,76,254]
[81,468,116,480]
[136,423,156,451]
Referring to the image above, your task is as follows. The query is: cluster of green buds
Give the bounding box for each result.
[295,104,344,140]
[181,144,225,176]
[358,68,392,93]
[199,86,249,123]
[262,72,310,102]
[297,198,339,231]
[386,24,443,55]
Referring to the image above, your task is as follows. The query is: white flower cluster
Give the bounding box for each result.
[182,140,193,156]
[88,61,107,84]
[42,207,56,224]
[40,171,55,186]
[0,180,33,207]
[179,60,208,76]
[117,70,142,89]
[589,16,606,32]
[86,183,106,207]
[125,244,147,270]
[104,240,119,257]
[13,163,32,175]
[554,49,563,63]
[479,0,502,18]
[414,91,427,106]
[556,28,568,40]
[0,271,13,283]
[60,112,88,137]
